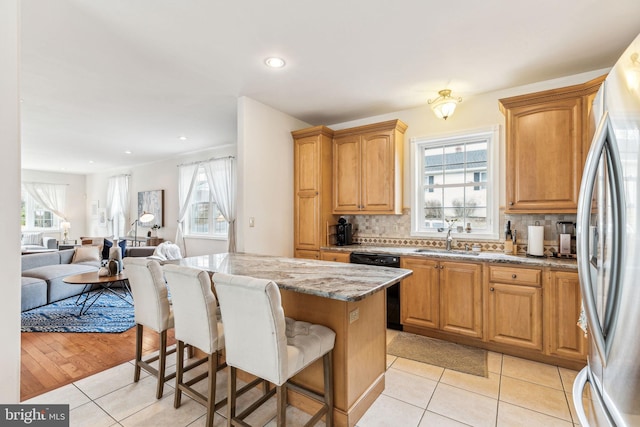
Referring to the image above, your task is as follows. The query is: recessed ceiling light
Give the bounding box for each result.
[265,57,286,68]
[124,150,132,154]
[179,136,188,141]
[88,160,94,164]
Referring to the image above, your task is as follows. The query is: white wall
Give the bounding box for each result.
[329,69,610,211]
[86,145,236,257]
[21,169,87,243]
[236,97,310,257]
[0,0,21,403]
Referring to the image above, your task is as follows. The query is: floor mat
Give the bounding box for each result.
[387,332,488,377]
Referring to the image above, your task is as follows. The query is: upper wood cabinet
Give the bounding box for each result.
[292,126,337,259]
[499,75,605,213]
[333,120,407,214]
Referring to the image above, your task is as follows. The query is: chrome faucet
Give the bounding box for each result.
[446,229,453,251]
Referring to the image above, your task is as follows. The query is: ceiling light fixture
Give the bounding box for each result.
[428,89,462,120]
[124,150,132,154]
[179,136,187,141]
[265,57,286,68]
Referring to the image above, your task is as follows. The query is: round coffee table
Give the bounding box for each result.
[63,271,131,315]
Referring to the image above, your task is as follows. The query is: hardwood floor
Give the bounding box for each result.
[20,327,174,401]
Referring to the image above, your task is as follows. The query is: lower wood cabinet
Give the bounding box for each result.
[319,250,351,263]
[401,257,483,339]
[400,257,439,329]
[487,265,543,350]
[400,257,583,368]
[294,249,320,260]
[487,281,543,350]
[546,270,587,360]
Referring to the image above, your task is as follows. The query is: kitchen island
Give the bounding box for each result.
[176,252,412,427]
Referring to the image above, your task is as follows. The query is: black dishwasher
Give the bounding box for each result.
[349,252,402,331]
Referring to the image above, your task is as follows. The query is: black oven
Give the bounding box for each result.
[349,252,402,331]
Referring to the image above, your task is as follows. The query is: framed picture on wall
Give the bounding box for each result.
[137,189,164,227]
[98,208,107,226]
[90,200,99,218]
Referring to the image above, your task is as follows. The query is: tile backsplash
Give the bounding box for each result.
[339,209,576,256]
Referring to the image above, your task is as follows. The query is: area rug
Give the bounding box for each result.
[21,289,135,333]
[387,332,488,377]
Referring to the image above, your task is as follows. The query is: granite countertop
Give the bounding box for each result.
[175,252,413,302]
[321,245,578,270]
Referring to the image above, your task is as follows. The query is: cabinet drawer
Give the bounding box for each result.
[489,265,541,287]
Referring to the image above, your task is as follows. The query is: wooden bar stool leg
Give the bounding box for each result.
[206,353,217,427]
[276,385,286,426]
[134,324,143,382]
[156,330,168,399]
[174,340,185,409]
[323,351,334,427]
[227,366,237,427]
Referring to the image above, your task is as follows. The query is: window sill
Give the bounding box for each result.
[410,231,500,241]
[184,234,228,241]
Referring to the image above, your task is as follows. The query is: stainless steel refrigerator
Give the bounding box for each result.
[573,32,640,426]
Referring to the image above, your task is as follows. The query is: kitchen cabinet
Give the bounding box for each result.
[499,75,605,213]
[292,126,337,260]
[487,265,543,351]
[320,250,351,263]
[545,270,587,361]
[401,257,483,339]
[400,257,439,329]
[333,120,407,214]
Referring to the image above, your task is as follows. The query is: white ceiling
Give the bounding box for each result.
[19,0,640,174]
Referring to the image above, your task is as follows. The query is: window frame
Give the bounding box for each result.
[184,167,229,240]
[410,126,500,240]
[21,189,61,232]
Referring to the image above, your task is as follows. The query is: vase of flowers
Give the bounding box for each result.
[151,224,161,237]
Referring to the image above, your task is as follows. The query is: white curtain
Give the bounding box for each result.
[203,157,237,252]
[22,182,67,220]
[106,175,130,238]
[175,163,199,256]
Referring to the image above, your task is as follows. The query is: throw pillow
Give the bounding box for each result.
[102,238,113,260]
[72,246,101,264]
[21,232,43,246]
[118,239,127,258]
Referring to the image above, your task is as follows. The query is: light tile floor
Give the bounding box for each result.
[24,330,590,427]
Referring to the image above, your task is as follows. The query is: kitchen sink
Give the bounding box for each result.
[414,248,480,256]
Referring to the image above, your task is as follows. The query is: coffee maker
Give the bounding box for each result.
[556,221,576,257]
[336,217,353,246]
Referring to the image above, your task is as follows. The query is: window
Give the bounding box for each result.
[186,168,228,238]
[411,127,499,239]
[21,189,60,230]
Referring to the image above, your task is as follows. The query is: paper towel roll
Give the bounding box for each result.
[528,225,545,256]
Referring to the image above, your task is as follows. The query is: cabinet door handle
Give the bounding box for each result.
[512,274,517,279]
[509,201,514,206]
[440,265,444,269]
[490,287,495,292]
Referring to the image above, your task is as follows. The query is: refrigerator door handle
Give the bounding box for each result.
[573,367,616,427]
[577,111,625,364]
[572,368,592,427]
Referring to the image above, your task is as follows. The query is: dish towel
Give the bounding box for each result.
[577,302,588,337]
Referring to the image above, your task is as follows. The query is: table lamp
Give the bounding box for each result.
[60,221,71,243]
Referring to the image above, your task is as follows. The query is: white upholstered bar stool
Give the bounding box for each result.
[123,257,177,399]
[213,272,336,427]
